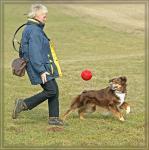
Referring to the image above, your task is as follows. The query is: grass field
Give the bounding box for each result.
[3,3,146,148]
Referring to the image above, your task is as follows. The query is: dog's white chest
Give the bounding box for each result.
[115,92,126,106]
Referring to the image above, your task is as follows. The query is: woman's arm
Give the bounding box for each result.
[28,30,46,74]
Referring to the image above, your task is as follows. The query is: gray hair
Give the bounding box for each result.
[28,4,48,18]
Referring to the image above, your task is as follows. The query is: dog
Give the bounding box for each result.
[62,76,130,122]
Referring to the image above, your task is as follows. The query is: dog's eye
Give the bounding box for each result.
[113,80,119,84]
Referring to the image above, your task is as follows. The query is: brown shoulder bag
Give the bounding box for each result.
[11,58,27,77]
[11,23,27,77]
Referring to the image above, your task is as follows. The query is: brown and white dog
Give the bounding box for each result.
[62,76,130,122]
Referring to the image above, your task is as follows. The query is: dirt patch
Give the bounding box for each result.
[47,126,64,132]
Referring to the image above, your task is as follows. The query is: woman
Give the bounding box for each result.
[12,4,63,126]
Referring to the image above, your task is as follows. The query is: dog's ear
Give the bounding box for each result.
[120,76,127,82]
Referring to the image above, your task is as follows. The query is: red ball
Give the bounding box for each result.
[81,70,92,81]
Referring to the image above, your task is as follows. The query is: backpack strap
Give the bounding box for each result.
[12,23,27,52]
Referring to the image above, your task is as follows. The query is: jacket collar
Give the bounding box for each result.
[27,18,45,29]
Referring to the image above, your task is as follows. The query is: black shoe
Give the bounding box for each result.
[48,117,64,126]
[12,99,28,119]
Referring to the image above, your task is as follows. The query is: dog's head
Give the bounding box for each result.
[109,76,127,93]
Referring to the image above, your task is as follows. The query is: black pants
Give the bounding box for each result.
[23,79,59,117]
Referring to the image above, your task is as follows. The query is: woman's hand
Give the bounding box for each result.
[40,72,50,84]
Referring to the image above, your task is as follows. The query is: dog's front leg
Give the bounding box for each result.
[109,105,125,122]
[120,102,130,114]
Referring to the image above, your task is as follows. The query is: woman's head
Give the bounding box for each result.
[28,4,48,23]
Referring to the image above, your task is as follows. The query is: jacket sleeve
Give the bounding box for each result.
[28,30,46,74]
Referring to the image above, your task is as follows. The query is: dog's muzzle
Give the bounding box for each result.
[109,83,117,90]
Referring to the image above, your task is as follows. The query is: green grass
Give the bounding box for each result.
[3,4,145,148]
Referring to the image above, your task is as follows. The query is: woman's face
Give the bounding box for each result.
[35,11,47,24]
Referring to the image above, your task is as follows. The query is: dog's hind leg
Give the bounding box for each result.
[78,107,87,120]
[108,105,125,122]
[61,95,81,120]
[61,108,75,121]
[79,112,85,120]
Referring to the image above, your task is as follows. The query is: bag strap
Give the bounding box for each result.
[12,22,51,52]
[43,32,50,41]
[12,23,27,52]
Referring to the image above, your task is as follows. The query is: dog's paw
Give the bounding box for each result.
[80,116,86,120]
[119,117,125,122]
[126,106,130,114]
